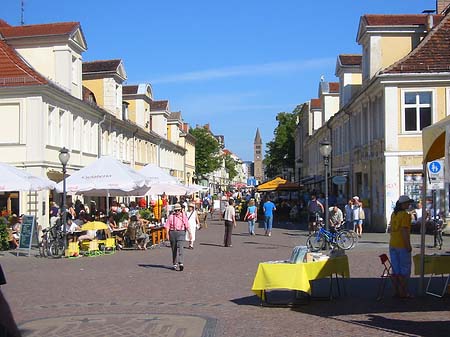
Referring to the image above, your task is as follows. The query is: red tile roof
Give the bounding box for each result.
[0,21,80,38]
[310,98,321,109]
[383,14,450,74]
[82,60,121,73]
[362,14,443,27]
[123,85,138,95]
[338,54,362,66]
[168,111,181,120]
[0,40,47,87]
[150,100,168,111]
[0,19,11,27]
[329,82,340,93]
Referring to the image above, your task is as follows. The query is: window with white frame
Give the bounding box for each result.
[73,116,80,150]
[403,91,432,132]
[58,109,66,147]
[47,106,55,145]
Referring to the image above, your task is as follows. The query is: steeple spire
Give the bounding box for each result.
[254,128,262,144]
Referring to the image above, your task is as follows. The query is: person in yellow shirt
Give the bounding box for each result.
[389,195,414,298]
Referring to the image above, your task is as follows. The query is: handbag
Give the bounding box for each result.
[246,212,255,220]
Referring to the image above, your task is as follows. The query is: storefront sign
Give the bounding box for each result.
[17,215,36,257]
[332,176,347,185]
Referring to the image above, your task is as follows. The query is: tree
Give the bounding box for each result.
[264,107,299,179]
[190,127,222,177]
[224,154,238,181]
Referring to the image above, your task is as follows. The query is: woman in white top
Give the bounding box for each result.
[185,203,200,249]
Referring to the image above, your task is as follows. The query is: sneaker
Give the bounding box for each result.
[268,232,272,237]
[172,264,178,270]
[178,263,184,271]
[251,231,255,236]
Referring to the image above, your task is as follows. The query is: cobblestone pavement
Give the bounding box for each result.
[1,217,450,336]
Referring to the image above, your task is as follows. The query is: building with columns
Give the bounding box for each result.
[0,18,194,226]
[296,2,450,230]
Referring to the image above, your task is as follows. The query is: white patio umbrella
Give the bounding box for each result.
[56,156,150,205]
[187,183,208,194]
[139,163,179,184]
[148,182,190,196]
[0,162,56,191]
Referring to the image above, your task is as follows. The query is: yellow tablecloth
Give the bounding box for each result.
[251,255,350,299]
[413,254,450,275]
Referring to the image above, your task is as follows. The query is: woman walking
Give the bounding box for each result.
[245,199,258,235]
[223,199,236,247]
[185,202,200,249]
[164,203,191,271]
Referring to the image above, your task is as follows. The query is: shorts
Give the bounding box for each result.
[309,212,320,222]
[389,247,411,277]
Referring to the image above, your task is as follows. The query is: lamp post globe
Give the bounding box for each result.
[319,140,332,249]
[59,147,70,254]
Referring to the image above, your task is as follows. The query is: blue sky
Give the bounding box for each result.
[3,0,436,161]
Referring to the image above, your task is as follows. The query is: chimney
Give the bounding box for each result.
[437,0,450,13]
[427,14,434,31]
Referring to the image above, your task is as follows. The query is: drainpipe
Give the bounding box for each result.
[98,114,107,158]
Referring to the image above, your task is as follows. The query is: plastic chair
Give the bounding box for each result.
[86,240,100,256]
[103,237,116,254]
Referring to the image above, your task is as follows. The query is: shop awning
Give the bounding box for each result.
[422,114,450,162]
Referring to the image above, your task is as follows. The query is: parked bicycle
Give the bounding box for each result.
[39,223,66,258]
[306,222,356,251]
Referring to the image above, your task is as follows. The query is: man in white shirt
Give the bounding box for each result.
[223,199,236,247]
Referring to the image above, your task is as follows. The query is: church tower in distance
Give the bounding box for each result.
[254,128,263,182]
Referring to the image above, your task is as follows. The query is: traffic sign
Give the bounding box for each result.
[427,160,444,190]
[332,176,347,185]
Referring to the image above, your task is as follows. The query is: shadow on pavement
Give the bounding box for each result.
[199,243,224,247]
[233,277,450,327]
[137,263,173,270]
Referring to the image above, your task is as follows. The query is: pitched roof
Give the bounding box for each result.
[382,14,450,74]
[0,19,11,27]
[150,100,168,111]
[0,21,80,38]
[361,14,443,27]
[122,85,138,95]
[329,82,340,93]
[168,111,181,120]
[338,54,362,66]
[82,59,122,73]
[0,39,47,87]
[310,98,322,109]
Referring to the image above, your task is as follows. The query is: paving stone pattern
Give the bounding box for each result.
[1,217,450,336]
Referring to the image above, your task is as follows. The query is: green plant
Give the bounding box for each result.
[139,208,153,221]
[0,217,10,250]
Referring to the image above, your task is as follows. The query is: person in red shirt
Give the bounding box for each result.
[138,197,147,209]
[164,203,191,271]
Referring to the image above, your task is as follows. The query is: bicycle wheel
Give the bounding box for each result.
[336,231,354,250]
[38,240,48,258]
[307,233,325,252]
[49,239,65,258]
[345,230,358,249]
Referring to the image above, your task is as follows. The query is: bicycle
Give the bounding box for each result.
[306,223,355,252]
[39,223,66,258]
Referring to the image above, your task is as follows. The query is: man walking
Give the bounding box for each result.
[223,199,236,247]
[263,197,276,237]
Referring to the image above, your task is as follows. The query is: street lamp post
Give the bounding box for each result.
[58,147,70,253]
[319,140,332,249]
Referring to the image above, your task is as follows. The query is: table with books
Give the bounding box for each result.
[251,249,350,305]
